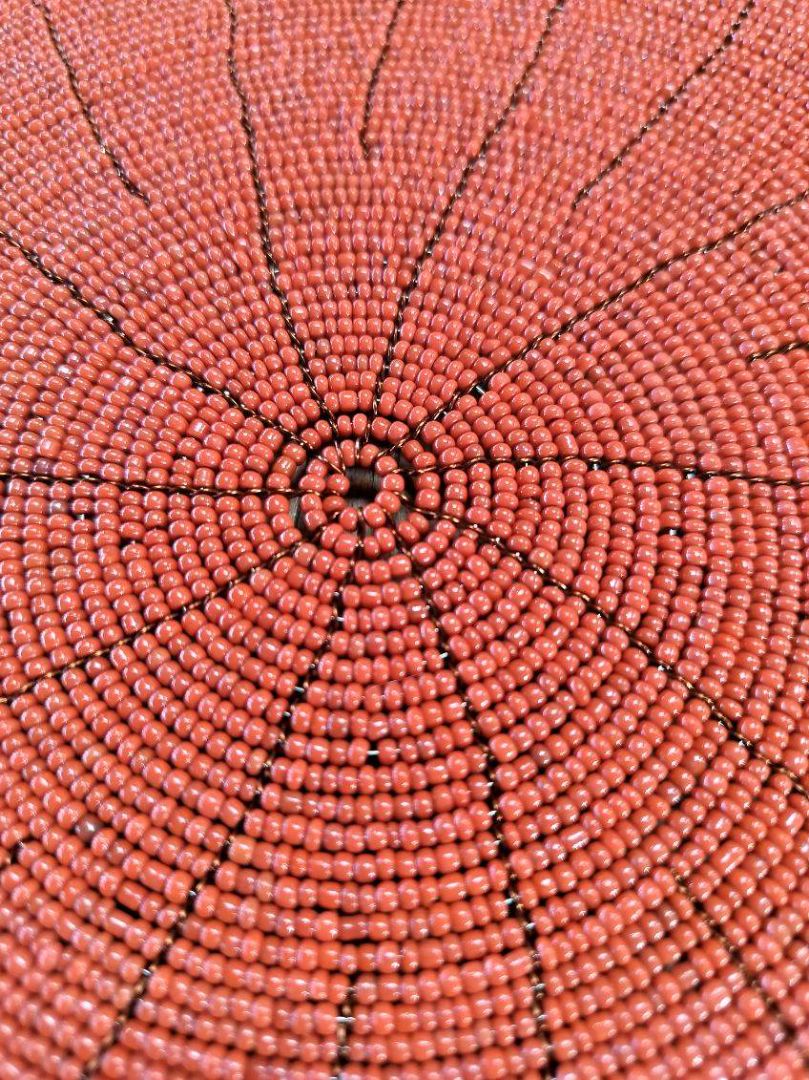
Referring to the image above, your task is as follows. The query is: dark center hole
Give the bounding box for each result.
[345,466,381,509]
[289,453,418,533]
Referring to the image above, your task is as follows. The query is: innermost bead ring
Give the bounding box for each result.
[294,441,410,558]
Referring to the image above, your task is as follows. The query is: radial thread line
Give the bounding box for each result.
[224,0,341,440]
[0,539,306,707]
[404,450,809,490]
[0,840,25,873]
[672,870,809,1068]
[366,0,567,427]
[571,0,755,209]
[34,0,148,202]
[0,468,294,499]
[394,184,809,450]
[401,502,809,1071]
[330,973,360,1080]
[79,540,358,1079]
[402,495,809,808]
[408,560,558,1077]
[0,229,312,458]
[359,0,407,158]
[746,338,809,364]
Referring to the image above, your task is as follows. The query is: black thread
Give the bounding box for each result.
[0,230,313,459]
[571,0,755,208]
[746,338,809,364]
[672,870,809,1069]
[366,0,568,428]
[0,840,25,871]
[330,973,360,1079]
[79,537,359,1078]
[359,0,408,158]
[224,0,342,440]
[395,184,809,451]
[34,0,148,202]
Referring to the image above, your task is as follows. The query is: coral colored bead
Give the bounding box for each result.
[0,0,808,1077]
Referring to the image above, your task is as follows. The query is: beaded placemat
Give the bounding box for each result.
[2,0,809,1076]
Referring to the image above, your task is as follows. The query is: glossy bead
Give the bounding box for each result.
[1,0,809,1076]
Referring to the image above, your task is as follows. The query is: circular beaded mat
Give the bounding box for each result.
[2,0,809,1077]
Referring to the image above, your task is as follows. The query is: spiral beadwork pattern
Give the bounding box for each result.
[2,0,809,1077]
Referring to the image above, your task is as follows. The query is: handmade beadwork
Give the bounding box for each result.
[1,0,809,1077]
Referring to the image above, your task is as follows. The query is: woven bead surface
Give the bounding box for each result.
[2,0,809,1076]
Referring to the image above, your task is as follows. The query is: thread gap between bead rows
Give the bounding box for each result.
[224,0,342,443]
[398,450,809,489]
[0,229,345,470]
[408,554,558,1077]
[395,493,809,807]
[365,0,568,430]
[671,871,809,1067]
[358,0,408,159]
[570,0,756,209]
[385,186,809,457]
[79,535,360,1078]
[33,0,149,202]
[0,533,318,707]
[0,470,298,499]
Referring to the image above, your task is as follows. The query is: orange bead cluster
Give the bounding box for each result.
[2,0,809,1077]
